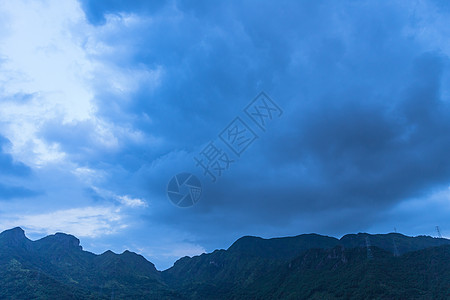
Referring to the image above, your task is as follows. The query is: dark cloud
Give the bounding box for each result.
[0,135,31,177]
[0,135,38,200]
[79,0,167,25]
[0,182,39,200]
[76,4,450,194]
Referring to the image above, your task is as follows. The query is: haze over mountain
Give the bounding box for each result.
[1,227,449,299]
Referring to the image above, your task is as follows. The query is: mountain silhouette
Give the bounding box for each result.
[0,227,449,299]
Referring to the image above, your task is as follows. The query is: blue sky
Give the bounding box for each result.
[0,0,450,270]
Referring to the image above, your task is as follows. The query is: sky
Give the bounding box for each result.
[0,0,450,270]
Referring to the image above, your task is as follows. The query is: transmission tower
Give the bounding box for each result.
[392,238,399,257]
[365,236,373,259]
[436,226,442,238]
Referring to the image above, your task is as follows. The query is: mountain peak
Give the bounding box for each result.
[0,227,27,239]
[2,226,25,236]
[55,232,80,244]
[36,232,82,251]
[0,227,29,246]
[227,233,340,260]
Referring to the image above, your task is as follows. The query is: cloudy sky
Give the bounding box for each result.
[1,0,450,270]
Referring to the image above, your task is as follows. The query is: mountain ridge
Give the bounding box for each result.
[1,227,449,270]
[1,227,449,299]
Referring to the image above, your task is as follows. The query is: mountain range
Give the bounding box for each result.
[0,227,449,299]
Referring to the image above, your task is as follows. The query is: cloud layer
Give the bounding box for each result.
[1,0,450,269]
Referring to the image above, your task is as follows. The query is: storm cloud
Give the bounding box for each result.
[1,0,450,269]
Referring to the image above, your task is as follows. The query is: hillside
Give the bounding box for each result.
[0,227,449,299]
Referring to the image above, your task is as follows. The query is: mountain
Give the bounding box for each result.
[240,245,450,299]
[227,234,339,259]
[0,227,449,299]
[0,228,179,299]
[164,233,450,299]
